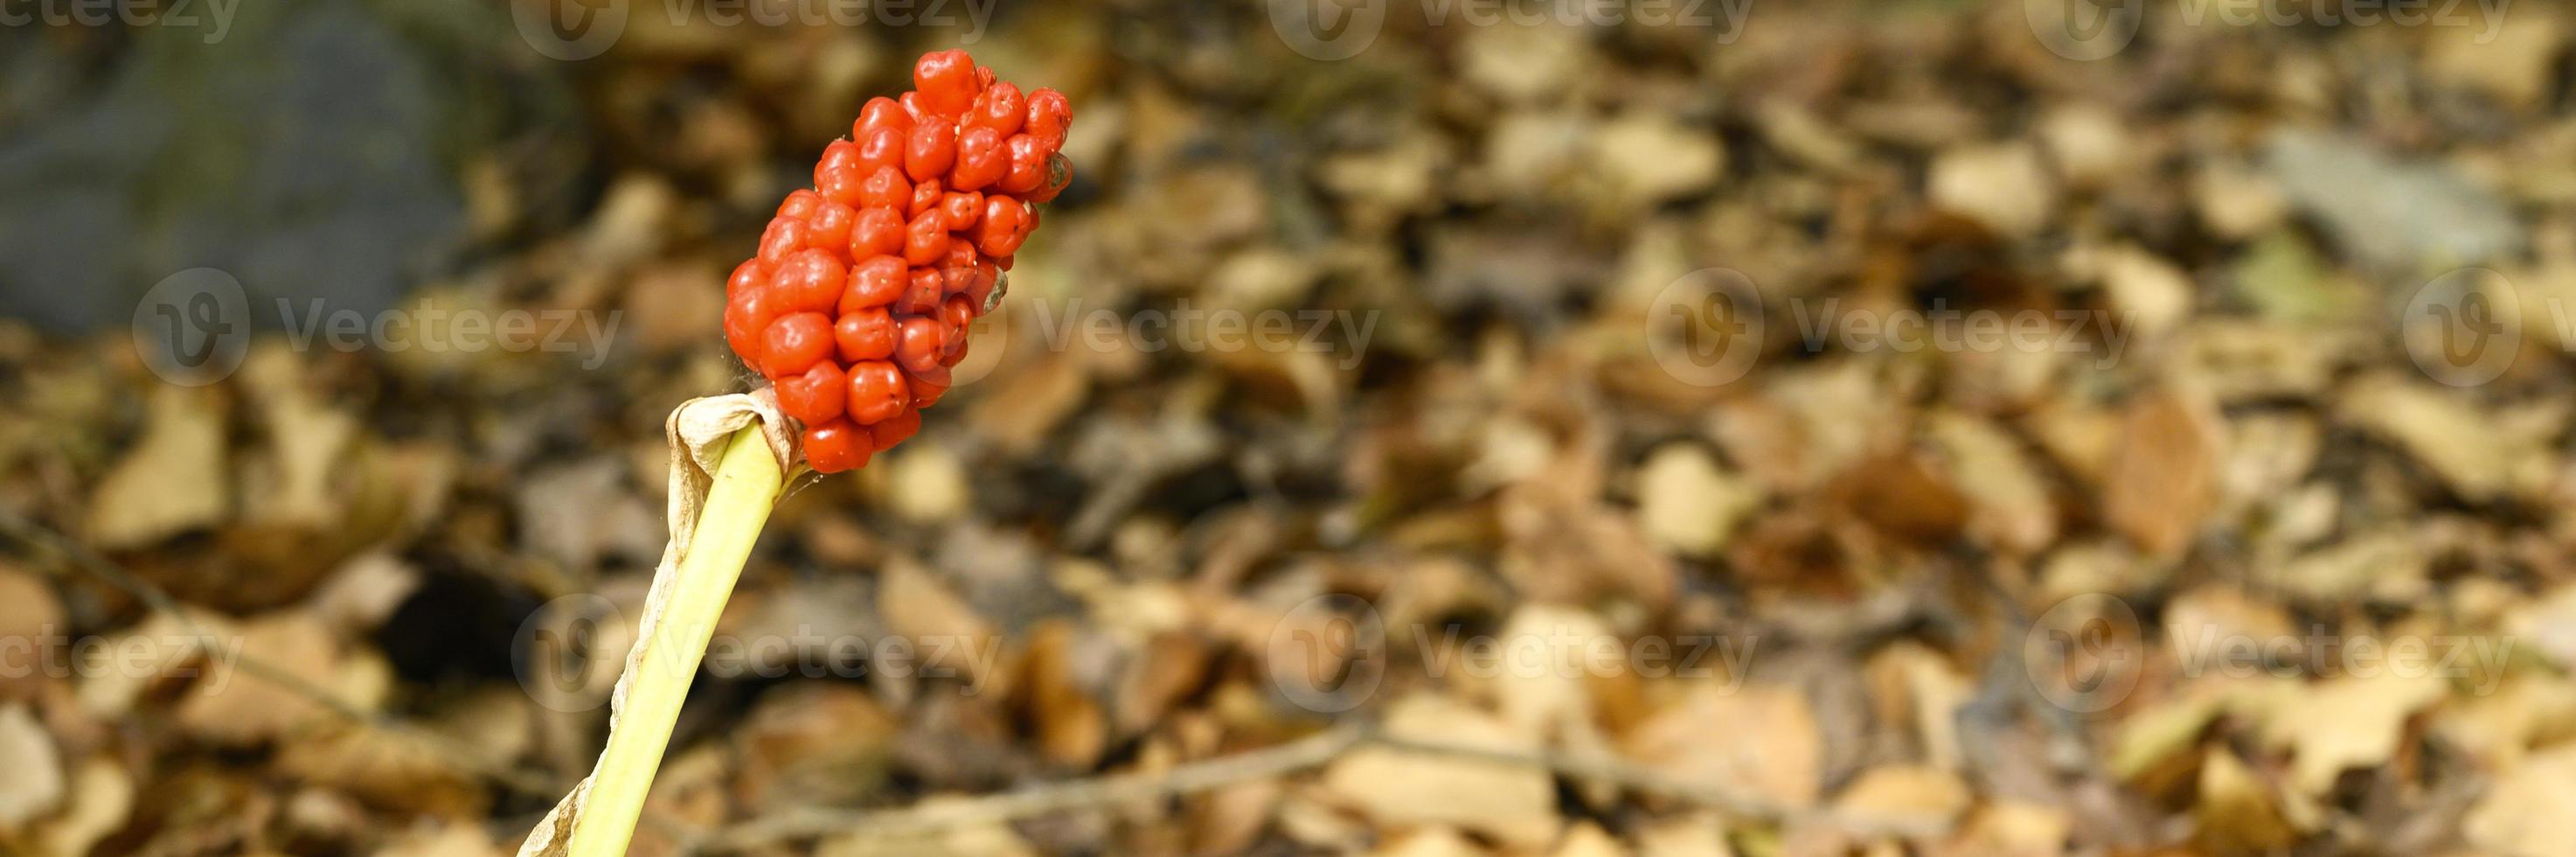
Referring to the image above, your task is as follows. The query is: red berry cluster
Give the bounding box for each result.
[724,50,1072,473]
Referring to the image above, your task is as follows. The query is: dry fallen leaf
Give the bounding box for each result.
[2194,747,2298,854]
[87,385,229,548]
[2256,671,2448,796]
[1619,683,1821,811]
[1830,764,1969,837]
[2103,385,2221,559]
[2464,742,2576,857]
[1322,693,1560,848]
[0,703,66,829]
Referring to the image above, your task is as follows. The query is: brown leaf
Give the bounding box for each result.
[2104,387,2221,558]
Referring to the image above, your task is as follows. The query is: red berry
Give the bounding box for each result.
[941,236,981,270]
[996,136,1039,195]
[905,115,957,184]
[778,189,823,220]
[726,259,765,298]
[835,307,896,361]
[805,200,856,254]
[841,255,907,312]
[896,316,946,375]
[942,191,983,229]
[976,196,1029,256]
[777,361,847,427]
[856,96,910,136]
[724,285,781,361]
[859,166,911,212]
[950,126,1007,192]
[851,207,904,259]
[845,360,910,425]
[772,248,846,313]
[904,209,950,266]
[909,177,944,218]
[868,408,921,451]
[902,268,945,316]
[757,216,807,266]
[913,49,979,116]
[908,370,951,408]
[760,312,835,379]
[1025,87,1071,150]
[804,420,872,473]
[967,81,1024,136]
[856,126,906,176]
[815,141,868,206]
[1025,153,1073,204]
[940,295,976,365]
[950,261,1000,309]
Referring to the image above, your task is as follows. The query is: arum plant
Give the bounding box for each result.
[517,50,1073,857]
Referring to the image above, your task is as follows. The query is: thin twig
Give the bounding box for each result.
[698,721,1374,851]
[698,718,1920,852]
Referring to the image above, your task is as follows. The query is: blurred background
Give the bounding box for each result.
[3,0,2573,854]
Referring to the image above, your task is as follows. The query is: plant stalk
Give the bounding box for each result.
[566,425,783,856]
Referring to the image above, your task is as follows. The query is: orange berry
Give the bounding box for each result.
[913,49,979,115]
[771,248,846,314]
[834,307,895,361]
[803,420,872,473]
[904,209,950,266]
[859,166,911,212]
[905,115,957,184]
[896,316,946,375]
[850,206,904,259]
[867,408,921,450]
[967,81,1024,136]
[841,255,907,313]
[845,359,910,425]
[759,311,835,379]
[777,361,847,427]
